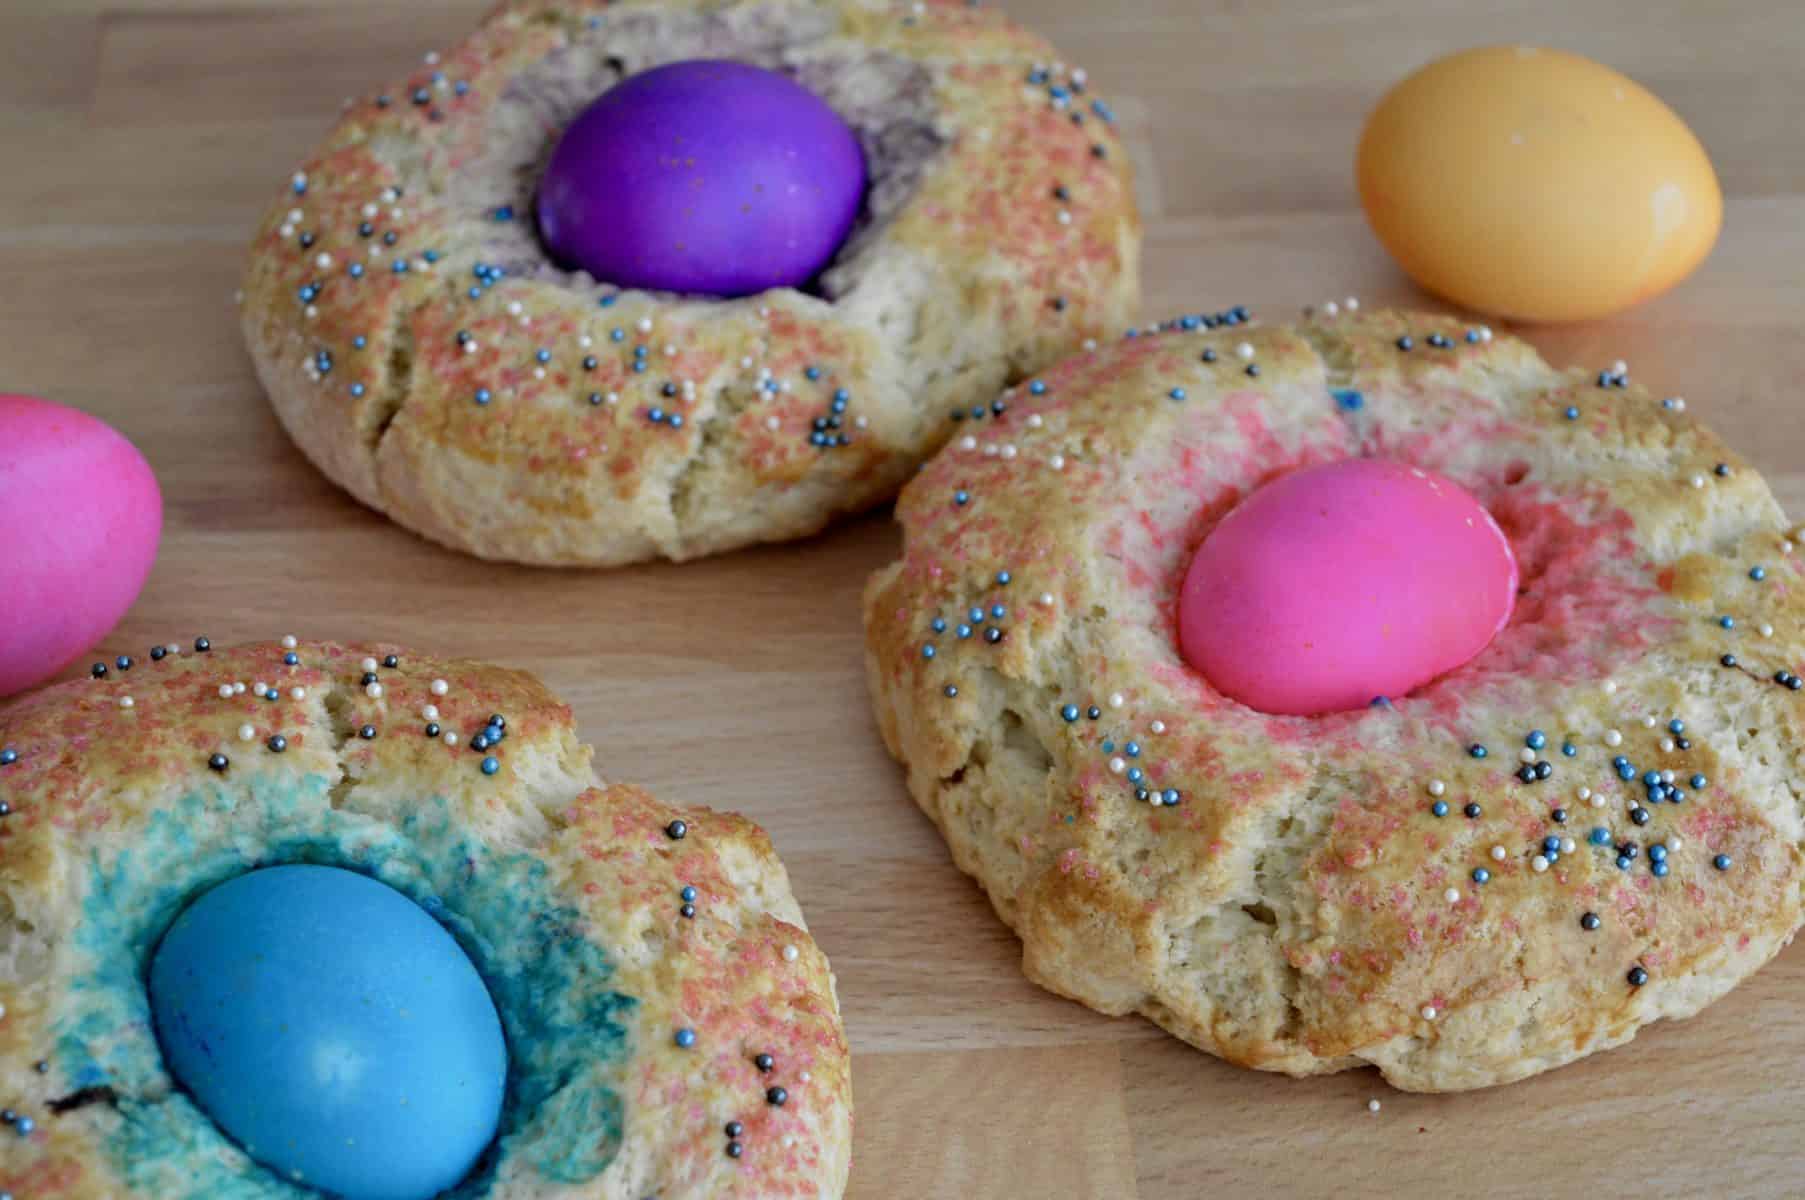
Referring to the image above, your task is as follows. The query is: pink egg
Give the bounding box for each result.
[0,395,161,698]
[1178,459,1517,716]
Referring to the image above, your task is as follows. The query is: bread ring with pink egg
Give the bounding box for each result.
[238,0,1139,566]
[862,303,1805,1091]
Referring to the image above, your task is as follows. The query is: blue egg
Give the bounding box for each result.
[149,866,507,1200]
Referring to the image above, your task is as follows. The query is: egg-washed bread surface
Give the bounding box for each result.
[863,303,1805,1091]
[0,639,851,1198]
[240,0,1140,566]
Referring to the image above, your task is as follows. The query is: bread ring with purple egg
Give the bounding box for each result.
[862,302,1805,1091]
[239,0,1139,565]
[0,638,850,1197]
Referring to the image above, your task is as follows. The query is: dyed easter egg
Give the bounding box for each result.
[536,59,866,297]
[0,394,161,698]
[1178,459,1517,716]
[149,866,508,1200]
[1357,46,1720,322]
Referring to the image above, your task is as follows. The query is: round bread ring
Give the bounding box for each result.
[239,0,1139,566]
[0,640,850,1197]
[862,304,1805,1091]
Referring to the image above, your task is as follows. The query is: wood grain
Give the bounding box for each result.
[4,1,1803,1195]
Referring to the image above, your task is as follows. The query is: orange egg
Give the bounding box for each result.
[1356,46,1721,322]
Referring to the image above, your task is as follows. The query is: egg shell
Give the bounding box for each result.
[1178,459,1518,716]
[148,865,508,1200]
[0,394,161,697]
[1356,46,1721,322]
[536,59,866,297]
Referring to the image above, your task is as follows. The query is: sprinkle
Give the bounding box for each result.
[674,1028,697,1048]
[666,820,688,840]
[1443,888,1461,904]
[481,757,500,776]
[1604,730,1623,747]
[430,678,449,695]
[267,734,288,753]
[1426,779,1446,796]
[238,723,256,742]
[1627,966,1648,987]
[1714,854,1733,870]
[1420,1005,1437,1020]
[1367,1099,1382,1114]
[782,944,799,962]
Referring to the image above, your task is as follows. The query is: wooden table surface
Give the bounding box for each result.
[6,1,1804,1196]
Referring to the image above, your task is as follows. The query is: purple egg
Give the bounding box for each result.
[536,60,866,297]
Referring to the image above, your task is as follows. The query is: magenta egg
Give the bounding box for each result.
[0,395,162,697]
[536,59,866,297]
[1178,459,1517,716]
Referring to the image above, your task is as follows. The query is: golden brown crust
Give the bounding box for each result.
[239,0,1139,565]
[863,304,1805,1091]
[0,640,850,1197]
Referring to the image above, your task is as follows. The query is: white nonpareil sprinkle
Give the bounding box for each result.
[1235,341,1255,360]
[1532,855,1550,873]
[1048,454,1066,470]
[361,657,379,673]
[253,682,269,697]
[1027,414,1044,429]
[1427,779,1446,797]
[1642,715,1658,728]
[233,682,246,695]
[1039,592,1056,607]
[1490,845,1507,861]
[1761,623,1775,637]
[1444,888,1461,904]
[765,416,780,431]
[1108,757,1127,774]
[1603,680,1618,695]
[430,679,449,696]
[365,683,383,699]
[1690,474,1707,489]
[1345,297,1360,311]
[782,944,799,962]
[281,635,298,649]
[1421,1005,1437,1020]
[1109,692,1125,708]
[238,724,256,742]
[1150,720,1166,734]
[290,687,306,701]
[1367,1099,1382,1114]
[1605,729,1623,747]
[442,731,460,747]
[1519,747,1537,763]
[1660,738,1675,753]
[422,704,440,721]
[958,435,977,451]
[218,684,235,699]
[118,696,134,709]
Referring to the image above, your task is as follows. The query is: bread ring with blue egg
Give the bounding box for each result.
[863,302,1805,1091]
[239,0,1140,566]
[0,639,850,1198]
